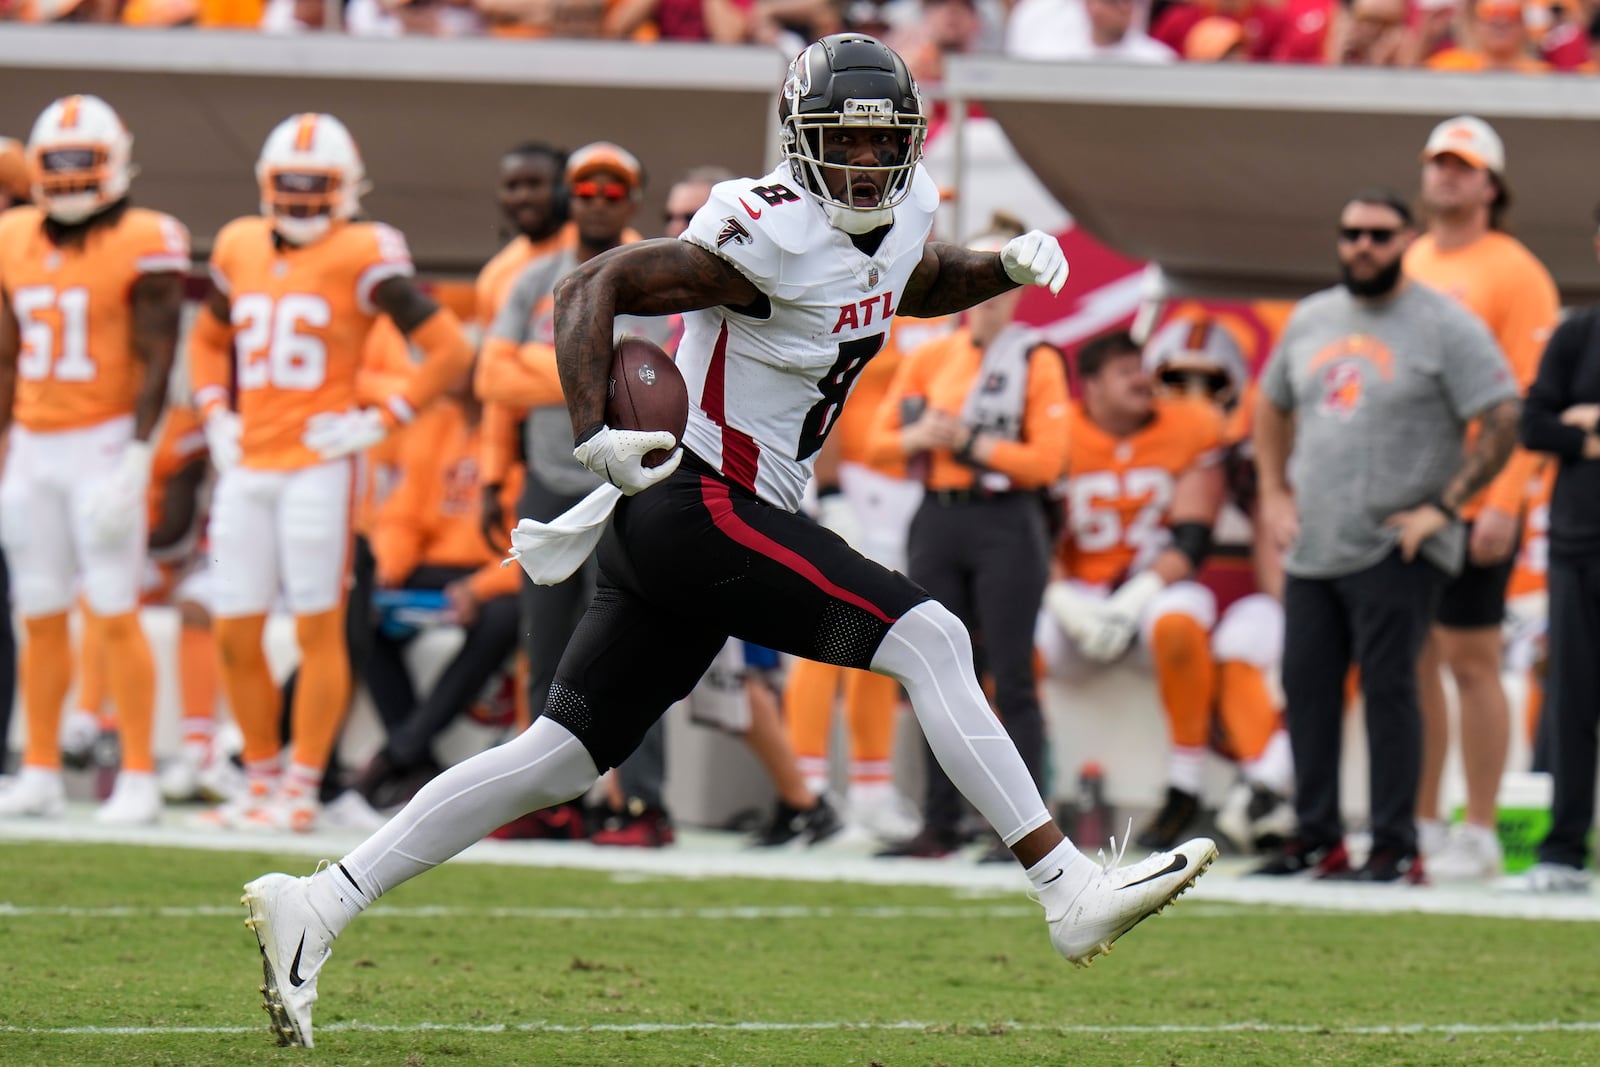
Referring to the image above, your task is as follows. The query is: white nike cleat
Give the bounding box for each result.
[94,771,163,825]
[0,767,67,818]
[1039,835,1218,968]
[241,872,339,1048]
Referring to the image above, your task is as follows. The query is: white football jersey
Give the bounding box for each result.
[678,163,939,511]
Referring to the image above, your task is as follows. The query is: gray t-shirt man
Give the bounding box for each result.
[1260,281,1517,579]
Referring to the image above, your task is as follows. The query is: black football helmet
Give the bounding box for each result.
[779,34,927,214]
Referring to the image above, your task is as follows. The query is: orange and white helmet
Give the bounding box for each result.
[27,94,135,224]
[256,112,368,246]
[1143,314,1250,409]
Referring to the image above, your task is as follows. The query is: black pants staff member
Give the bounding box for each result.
[1520,304,1600,884]
[863,270,1071,856]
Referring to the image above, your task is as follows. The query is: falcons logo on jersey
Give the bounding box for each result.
[717,216,752,248]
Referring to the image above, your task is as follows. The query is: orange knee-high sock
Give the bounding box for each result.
[1344,665,1361,711]
[843,668,898,785]
[21,613,73,769]
[1150,614,1217,751]
[286,607,350,794]
[215,614,281,767]
[76,604,107,719]
[784,657,842,788]
[95,610,157,774]
[178,622,219,755]
[1216,661,1281,763]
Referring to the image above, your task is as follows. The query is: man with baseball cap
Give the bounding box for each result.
[1405,115,1561,882]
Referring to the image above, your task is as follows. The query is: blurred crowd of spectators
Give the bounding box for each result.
[3,0,1595,76]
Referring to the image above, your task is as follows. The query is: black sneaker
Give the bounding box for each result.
[1321,847,1427,885]
[1135,787,1202,851]
[1251,837,1351,877]
[874,828,962,859]
[751,794,843,848]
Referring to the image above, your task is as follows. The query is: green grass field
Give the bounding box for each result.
[2,841,1597,1066]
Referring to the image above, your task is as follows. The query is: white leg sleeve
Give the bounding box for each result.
[871,601,1052,846]
[339,717,599,897]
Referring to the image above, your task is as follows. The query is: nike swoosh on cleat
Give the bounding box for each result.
[288,932,309,988]
[1119,854,1188,889]
[1041,867,1065,885]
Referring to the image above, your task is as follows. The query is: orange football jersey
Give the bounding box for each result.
[209,217,414,471]
[0,205,190,432]
[1059,397,1225,584]
[832,315,955,477]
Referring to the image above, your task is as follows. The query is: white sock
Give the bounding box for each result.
[1025,838,1086,891]
[1241,730,1295,795]
[307,861,373,932]
[338,717,601,899]
[871,602,1051,848]
[1168,747,1206,795]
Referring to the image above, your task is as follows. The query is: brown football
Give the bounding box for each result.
[605,336,688,468]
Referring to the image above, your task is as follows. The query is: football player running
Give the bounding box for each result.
[241,37,1214,1049]
[190,113,471,834]
[0,95,188,825]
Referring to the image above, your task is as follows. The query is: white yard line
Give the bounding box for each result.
[7,1019,1600,1037]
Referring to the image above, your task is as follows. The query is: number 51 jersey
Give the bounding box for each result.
[0,204,190,432]
[677,164,939,512]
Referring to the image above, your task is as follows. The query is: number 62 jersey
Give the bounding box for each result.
[677,163,940,512]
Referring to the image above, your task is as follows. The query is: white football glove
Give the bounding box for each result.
[1078,571,1165,663]
[817,492,862,550]
[86,439,153,548]
[1000,230,1070,296]
[573,424,681,495]
[303,408,389,461]
[203,409,242,472]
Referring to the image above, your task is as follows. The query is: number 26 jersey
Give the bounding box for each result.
[677,164,939,512]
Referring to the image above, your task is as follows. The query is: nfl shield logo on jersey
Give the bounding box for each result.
[867,266,879,288]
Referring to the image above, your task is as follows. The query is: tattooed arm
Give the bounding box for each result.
[554,238,759,439]
[128,272,185,442]
[896,242,1019,320]
[1441,397,1523,513]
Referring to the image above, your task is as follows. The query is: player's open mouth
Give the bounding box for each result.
[850,178,880,207]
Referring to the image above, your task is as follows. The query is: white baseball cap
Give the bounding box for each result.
[1422,115,1505,176]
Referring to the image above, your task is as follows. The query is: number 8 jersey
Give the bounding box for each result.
[0,204,190,432]
[677,164,939,512]
[206,216,413,470]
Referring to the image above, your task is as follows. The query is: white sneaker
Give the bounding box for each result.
[0,767,67,818]
[320,790,387,833]
[1427,824,1503,882]
[158,756,201,803]
[1214,781,1295,853]
[95,771,163,825]
[847,783,922,843]
[1499,862,1591,895]
[241,872,340,1048]
[240,789,321,835]
[1039,836,1218,968]
[197,757,249,805]
[1417,818,1450,859]
[194,777,277,830]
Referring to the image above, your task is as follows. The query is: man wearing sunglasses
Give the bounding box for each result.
[472,140,676,842]
[1405,116,1561,884]
[1252,188,1521,884]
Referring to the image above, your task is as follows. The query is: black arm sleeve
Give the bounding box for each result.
[1521,313,1590,458]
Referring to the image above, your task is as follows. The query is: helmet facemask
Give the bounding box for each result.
[781,98,927,218]
[260,168,345,246]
